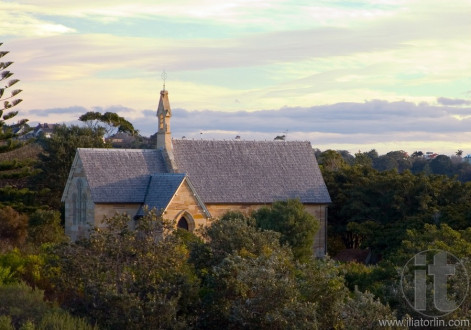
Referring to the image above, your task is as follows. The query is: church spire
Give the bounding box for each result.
[156,88,172,151]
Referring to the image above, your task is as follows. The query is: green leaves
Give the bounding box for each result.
[49,211,199,329]
[32,124,108,209]
[79,111,138,137]
[253,199,319,262]
[0,43,25,141]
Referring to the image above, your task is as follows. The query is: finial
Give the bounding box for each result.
[161,70,167,91]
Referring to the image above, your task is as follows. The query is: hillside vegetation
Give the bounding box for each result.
[1,126,471,328]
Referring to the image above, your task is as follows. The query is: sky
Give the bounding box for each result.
[1,0,471,155]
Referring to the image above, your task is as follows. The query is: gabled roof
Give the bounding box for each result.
[137,173,210,217]
[63,140,331,206]
[142,173,186,212]
[68,148,168,203]
[172,140,331,204]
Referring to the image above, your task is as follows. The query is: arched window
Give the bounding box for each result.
[177,217,189,230]
[72,193,77,225]
[76,179,87,224]
[175,211,195,232]
[81,193,87,223]
[76,179,83,224]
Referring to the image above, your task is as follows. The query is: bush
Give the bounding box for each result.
[253,199,319,262]
[0,282,96,330]
[0,207,28,250]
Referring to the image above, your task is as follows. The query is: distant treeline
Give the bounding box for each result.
[315,148,471,181]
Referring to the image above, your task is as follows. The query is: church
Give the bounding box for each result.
[61,89,331,256]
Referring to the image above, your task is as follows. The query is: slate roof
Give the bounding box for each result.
[77,148,167,203]
[172,140,331,204]
[67,140,331,205]
[141,173,185,213]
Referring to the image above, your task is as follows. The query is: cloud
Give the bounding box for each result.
[437,97,471,106]
[21,99,471,155]
[26,106,88,117]
[127,99,471,146]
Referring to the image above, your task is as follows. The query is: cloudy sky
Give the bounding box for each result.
[2,0,471,155]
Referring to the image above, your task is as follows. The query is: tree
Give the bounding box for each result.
[318,149,347,171]
[341,289,398,328]
[0,43,25,153]
[197,211,282,266]
[393,224,471,319]
[27,209,66,246]
[411,151,423,158]
[0,282,96,329]
[79,111,137,138]
[323,161,471,256]
[49,211,200,329]
[201,251,318,329]
[0,43,37,194]
[0,206,28,250]
[32,124,108,208]
[429,154,453,175]
[253,199,319,262]
[373,155,398,171]
[353,150,374,167]
[297,258,349,329]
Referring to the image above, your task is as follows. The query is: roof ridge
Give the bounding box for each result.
[150,172,186,177]
[78,148,156,152]
[173,139,311,144]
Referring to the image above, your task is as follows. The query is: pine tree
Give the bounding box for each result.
[0,42,26,151]
[0,42,38,212]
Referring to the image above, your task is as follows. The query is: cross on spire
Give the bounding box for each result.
[161,70,167,91]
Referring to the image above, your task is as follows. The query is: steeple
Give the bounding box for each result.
[156,89,172,151]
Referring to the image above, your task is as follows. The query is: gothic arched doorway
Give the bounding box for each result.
[175,211,195,232]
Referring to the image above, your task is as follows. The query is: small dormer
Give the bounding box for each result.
[156,89,172,151]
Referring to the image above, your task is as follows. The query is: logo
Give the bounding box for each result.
[400,249,469,317]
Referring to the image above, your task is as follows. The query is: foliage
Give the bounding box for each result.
[36,312,98,330]
[201,251,318,329]
[253,199,319,262]
[341,289,401,329]
[317,149,348,171]
[0,266,14,285]
[0,44,41,213]
[0,248,48,289]
[329,148,471,181]
[0,282,96,330]
[296,258,348,329]
[0,143,41,187]
[198,211,282,265]
[27,209,66,246]
[391,224,471,319]
[79,111,137,137]
[0,207,28,250]
[193,212,317,329]
[0,282,52,328]
[322,162,471,256]
[396,223,471,262]
[32,124,108,209]
[0,43,26,154]
[48,211,199,329]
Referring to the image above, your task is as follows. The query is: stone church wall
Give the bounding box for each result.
[94,203,142,227]
[63,158,94,241]
[161,181,210,230]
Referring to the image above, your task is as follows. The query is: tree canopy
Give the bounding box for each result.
[0,43,25,152]
[31,124,109,209]
[79,111,137,137]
